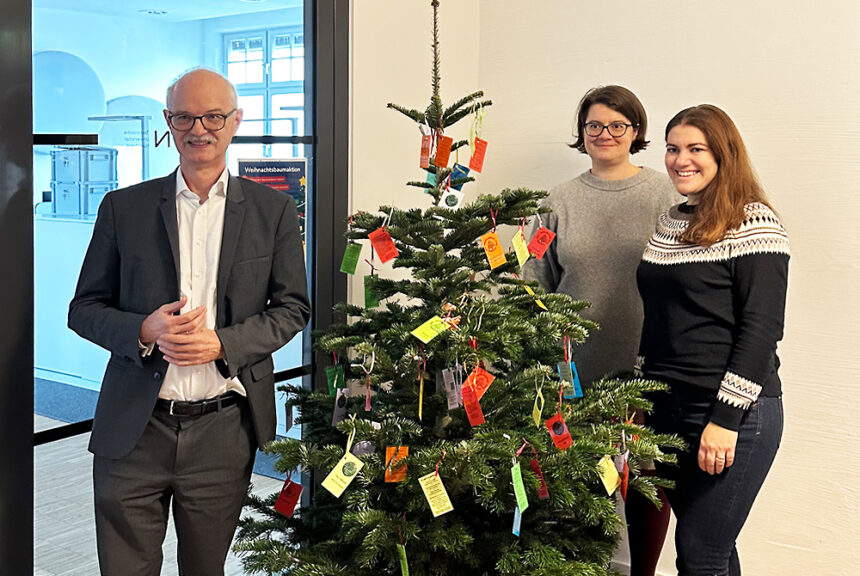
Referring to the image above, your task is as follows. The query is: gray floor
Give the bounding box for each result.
[34,414,284,576]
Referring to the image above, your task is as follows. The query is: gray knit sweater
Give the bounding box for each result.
[524,167,677,384]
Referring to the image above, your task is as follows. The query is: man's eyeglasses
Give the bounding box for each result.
[166,109,237,132]
[583,121,635,138]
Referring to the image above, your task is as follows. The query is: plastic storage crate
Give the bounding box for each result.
[51,146,117,183]
[50,146,118,216]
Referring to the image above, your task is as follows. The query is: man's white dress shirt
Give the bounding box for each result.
[155,168,246,401]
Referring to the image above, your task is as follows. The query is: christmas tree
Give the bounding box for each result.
[234,2,680,574]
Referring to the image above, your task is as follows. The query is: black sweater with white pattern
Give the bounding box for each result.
[636,202,790,430]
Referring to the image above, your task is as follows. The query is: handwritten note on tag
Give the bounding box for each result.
[434,135,453,168]
[469,137,487,172]
[321,452,364,498]
[419,472,454,517]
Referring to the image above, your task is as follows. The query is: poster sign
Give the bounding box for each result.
[238,159,307,241]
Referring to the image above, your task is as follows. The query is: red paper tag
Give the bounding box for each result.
[527,227,556,260]
[274,477,303,517]
[420,134,432,169]
[529,458,550,500]
[469,137,488,173]
[368,227,399,263]
[545,413,573,451]
[462,384,485,426]
[465,365,495,401]
[434,135,453,168]
[620,459,629,501]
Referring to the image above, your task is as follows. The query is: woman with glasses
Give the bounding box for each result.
[636,104,789,575]
[525,85,675,576]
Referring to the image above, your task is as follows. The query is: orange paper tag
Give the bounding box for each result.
[481,231,507,269]
[469,137,487,172]
[527,227,556,260]
[385,446,408,483]
[465,365,495,401]
[434,135,453,168]
[368,226,399,263]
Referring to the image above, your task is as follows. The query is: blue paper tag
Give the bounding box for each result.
[512,505,522,536]
[450,163,471,190]
[571,361,583,398]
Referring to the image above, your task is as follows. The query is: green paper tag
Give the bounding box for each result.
[397,543,409,576]
[511,461,529,512]
[364,275,380,308]
[325,365,343,397]
[339,242,362,274]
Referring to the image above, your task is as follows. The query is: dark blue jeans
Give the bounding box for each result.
[647,385,783,576]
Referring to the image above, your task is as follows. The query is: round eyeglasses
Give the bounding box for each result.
[166,109,237,132]
[583,121,635,138]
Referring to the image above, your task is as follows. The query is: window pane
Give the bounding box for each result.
[272,58,291,82]
[245,61,264,84]
[228,38,246,62]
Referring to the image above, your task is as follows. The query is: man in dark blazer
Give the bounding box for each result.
[69,68,310,576]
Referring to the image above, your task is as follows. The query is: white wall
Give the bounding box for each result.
[352,1,860,574]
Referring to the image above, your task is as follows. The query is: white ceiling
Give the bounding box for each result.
[34,0,304,23]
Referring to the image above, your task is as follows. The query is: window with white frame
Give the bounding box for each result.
[224,27,305,158]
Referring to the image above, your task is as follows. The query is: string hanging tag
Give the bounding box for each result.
[321,416,365,497]
[352,351,375,412]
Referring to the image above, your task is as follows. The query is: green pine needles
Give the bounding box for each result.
[233,2,681,575]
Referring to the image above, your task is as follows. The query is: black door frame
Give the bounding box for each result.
[5,1,348,571]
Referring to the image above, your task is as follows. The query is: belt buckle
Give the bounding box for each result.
[169,400,176,416]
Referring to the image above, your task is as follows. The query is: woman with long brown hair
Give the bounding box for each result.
[636,104,789,575]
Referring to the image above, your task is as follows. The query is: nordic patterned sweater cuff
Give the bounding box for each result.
[712,371,762,430]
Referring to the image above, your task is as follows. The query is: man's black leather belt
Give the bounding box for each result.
[154,391,243,417]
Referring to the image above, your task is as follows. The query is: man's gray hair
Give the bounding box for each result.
[165,67,239,109]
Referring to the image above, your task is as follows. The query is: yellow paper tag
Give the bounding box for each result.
[480,231,507,269]
[523,284,548,311]
[597,455,621,496]
[512,229,530,267]
[411,315,449,344]
[321,452,365,498]
[418,472,454,517]
[532,386,544,428]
